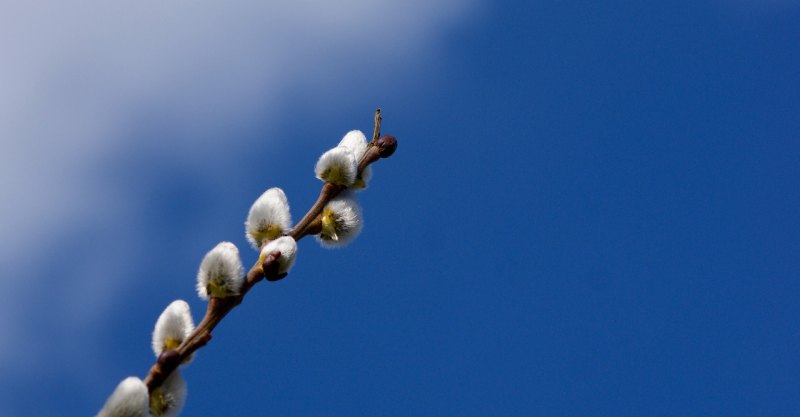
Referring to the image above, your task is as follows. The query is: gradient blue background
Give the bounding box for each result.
[1,1,798,416]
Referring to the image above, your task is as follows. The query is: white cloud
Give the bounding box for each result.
[0,0,480,399]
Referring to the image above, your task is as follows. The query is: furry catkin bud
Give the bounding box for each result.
[149,371,187,417]
[152,300,195,361]
[315,146,357,186]
[259,236,298,274]
[317,191,363,248]
[245,187,292,249]
[95,377,149,417]
[196,242,245,300]
[338,130,372,189]
[338,130,369,160]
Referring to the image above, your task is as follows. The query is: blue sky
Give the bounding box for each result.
[1,1,799,416]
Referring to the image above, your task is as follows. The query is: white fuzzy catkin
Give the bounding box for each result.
[317,191,363,248]
[152,300,195,358]
[149,371,187,417]
[196,242,245,300]
[96,377,149,417]
[315,146,357,186]
[260,236,298,274]
[338,130,369,159]
[338,130,372,189]
[245,187,292,250]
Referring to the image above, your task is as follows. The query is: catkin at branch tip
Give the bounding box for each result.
[315,146,357,186]
[338,130,372,190]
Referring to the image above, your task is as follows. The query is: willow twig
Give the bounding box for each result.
[142,108,395,395]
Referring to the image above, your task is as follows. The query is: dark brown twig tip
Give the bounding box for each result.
[377,135,397,158]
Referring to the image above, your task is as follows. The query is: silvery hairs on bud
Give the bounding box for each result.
[245,187,292,250]
[96,377,149,417]
[149,370,187,417]
[260,236,298,274]
[196,242,245,300]
[317,190,363,248]
[315,146,357,186]
[152,300,195,360]
[338,130,372,189]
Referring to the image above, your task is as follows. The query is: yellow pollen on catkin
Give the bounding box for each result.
[164,337,180,351]
[321,208,338,240]
[265,224,282,239]
[251,224,282,246]
[323,167,345,184]
[149,387,170,417]
[207,280,226,298]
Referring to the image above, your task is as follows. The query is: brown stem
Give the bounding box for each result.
[290,182,343,240]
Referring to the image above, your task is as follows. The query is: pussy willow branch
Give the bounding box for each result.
[143,108,395,394]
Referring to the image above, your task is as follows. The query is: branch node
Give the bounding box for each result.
[157,349,180,368]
